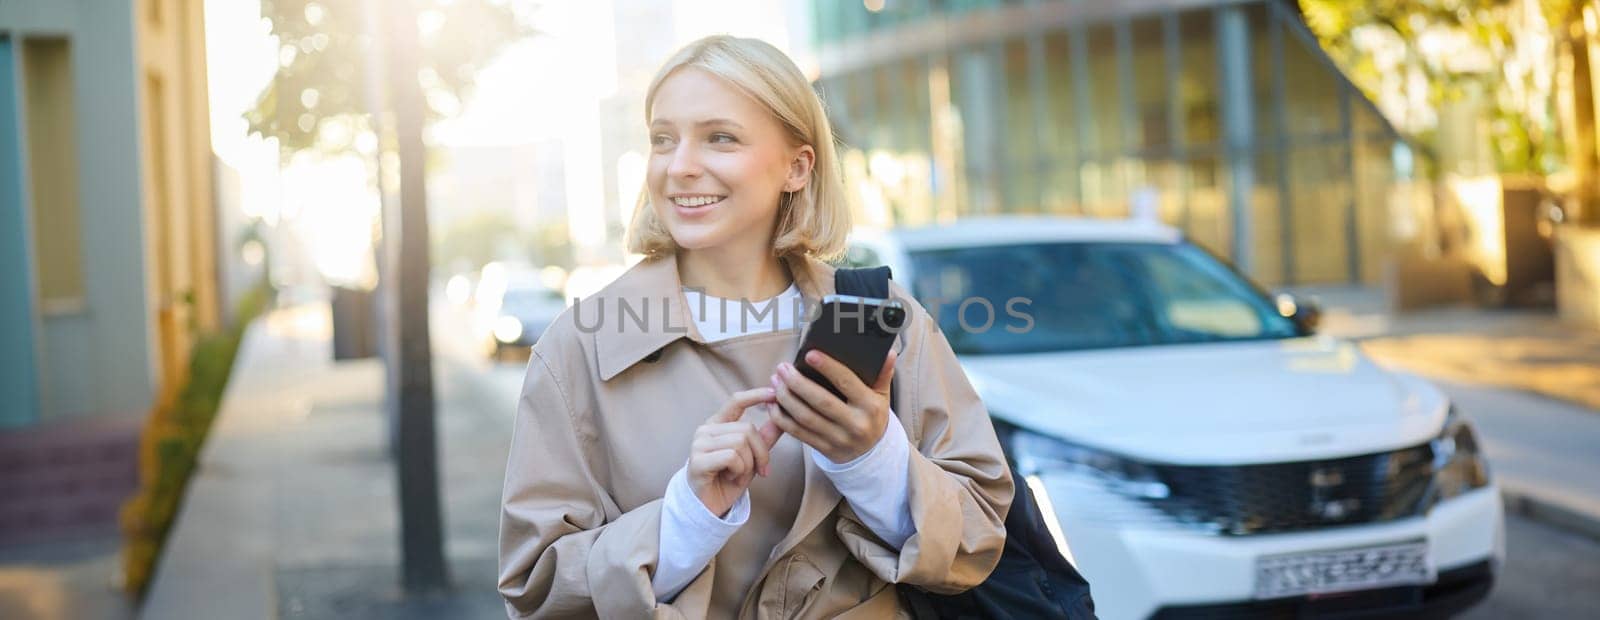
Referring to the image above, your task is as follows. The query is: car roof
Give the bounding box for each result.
[860,216,1183,252]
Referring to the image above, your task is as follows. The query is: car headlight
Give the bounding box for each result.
[1431,405,1491,502]
[1010,426,1170,500]
[493,316,524,343]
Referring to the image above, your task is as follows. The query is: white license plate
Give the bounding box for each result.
[1254,540,1435,600]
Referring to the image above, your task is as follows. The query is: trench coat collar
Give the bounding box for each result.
[592,251,837,381]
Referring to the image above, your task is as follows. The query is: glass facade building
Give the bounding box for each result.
[809,0,1415,286]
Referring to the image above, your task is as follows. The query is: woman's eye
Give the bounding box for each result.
[709,132,738,144]
[650,134,673,147]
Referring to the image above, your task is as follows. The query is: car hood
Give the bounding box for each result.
[960,337,1448,465]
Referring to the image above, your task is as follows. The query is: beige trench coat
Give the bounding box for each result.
[498,252,1013,619]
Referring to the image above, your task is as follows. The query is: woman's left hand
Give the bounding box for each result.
[770,348,897,463]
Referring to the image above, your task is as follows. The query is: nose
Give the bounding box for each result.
[666,142,702,180]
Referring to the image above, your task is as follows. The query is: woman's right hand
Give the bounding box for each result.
[688,387,784,518]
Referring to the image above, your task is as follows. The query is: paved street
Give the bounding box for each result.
[140,304,508,619]
[1436,380,1600,523]
[1459,513,1600,619]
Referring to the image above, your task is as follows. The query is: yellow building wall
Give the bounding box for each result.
[134,0,218,412]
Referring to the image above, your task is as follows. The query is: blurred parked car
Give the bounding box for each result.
[848,217,1502,620]
[480,281,565,363]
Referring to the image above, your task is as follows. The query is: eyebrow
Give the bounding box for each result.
[649,118,746,130]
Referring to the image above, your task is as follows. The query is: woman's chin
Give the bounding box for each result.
[665,226,727,252]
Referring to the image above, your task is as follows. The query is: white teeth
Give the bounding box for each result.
[672,196,723,207]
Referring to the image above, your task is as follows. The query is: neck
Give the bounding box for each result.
[677,245,791,302]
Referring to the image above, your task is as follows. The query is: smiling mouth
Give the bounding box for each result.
[671,195,726,208]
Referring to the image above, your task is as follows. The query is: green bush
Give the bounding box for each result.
[120,278,275,598]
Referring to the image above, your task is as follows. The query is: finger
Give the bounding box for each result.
[701,448,747,478]
[706,423,772,477]
[740,423,772,477]
[773,377,848,446]
[768,404,829,449]
[776,364,852,423]
[758,417,784,447]
[710,387,778,423]
[702,433,757,474]
[800,350,876,404]
[872,347,897,395]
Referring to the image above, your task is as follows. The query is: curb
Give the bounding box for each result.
[1501,486,1600,543]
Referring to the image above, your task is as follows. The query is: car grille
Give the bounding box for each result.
[1142,443,1437,535]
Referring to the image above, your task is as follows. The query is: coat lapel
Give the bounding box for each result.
[592,253,705,381]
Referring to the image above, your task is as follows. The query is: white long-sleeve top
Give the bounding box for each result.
[652,284,915,602]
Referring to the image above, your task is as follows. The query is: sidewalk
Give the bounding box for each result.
[1305,286,1600,542]
[140,304,511,619]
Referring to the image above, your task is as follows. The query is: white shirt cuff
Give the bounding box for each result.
[652,465,748,602]
[809,413,915,549]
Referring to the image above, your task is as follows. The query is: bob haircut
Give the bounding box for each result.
[626,35,851,261]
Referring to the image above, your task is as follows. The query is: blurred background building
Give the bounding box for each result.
[0,0,221,541]
[806,0,1413,290]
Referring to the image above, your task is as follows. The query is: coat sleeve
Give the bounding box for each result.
[498,348,717,619]
[833,296,1014,594]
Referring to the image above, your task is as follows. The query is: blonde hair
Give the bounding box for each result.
[626,35,851,261]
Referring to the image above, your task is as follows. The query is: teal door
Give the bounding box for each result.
[0,37,41,428]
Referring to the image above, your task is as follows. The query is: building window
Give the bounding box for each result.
[21,37,85,314]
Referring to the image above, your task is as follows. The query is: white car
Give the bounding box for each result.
[848,217,1503,620]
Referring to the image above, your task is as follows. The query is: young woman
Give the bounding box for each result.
[498,35,1013,619]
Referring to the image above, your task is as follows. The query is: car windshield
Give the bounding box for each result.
[907,241,1304,355]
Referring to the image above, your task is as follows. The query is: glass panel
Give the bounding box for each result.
[1353,97,1391,142]
[1084,24,1122,158]
[1130,16,1170,153]
[1251,2,1279,143]
[1176,9,1220,149]
[1042,30,1078,213]
[951,45,1004,214]
[1252,150,1285,286]
[1080,158,1128,217]
[1185,154,1231,259]
[817,76,853,143]
[1353,136,1395,284]
[1281,19,1342,140]
[866,64,892,148]
[1139,158,1185,227]
[1287,144,1353,283]
[1003,37,1036,212]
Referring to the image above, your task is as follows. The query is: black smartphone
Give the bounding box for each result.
[792,294,907,400]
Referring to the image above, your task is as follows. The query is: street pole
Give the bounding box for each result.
[375,0,449,593]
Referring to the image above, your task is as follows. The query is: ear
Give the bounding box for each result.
[784,144,815,193]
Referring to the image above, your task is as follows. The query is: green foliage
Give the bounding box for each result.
[433,210,573,271]
[120,278,277,599]
[246,0,536,159]
[1300,0,1586,175]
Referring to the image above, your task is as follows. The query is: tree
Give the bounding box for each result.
[1299,0,1584,176]
[246,0,535,594]
[247,0,535,159]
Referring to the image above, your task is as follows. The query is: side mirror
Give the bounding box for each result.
[1274,293,1322,333]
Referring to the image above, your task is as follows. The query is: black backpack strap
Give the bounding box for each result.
[833,265,892,299]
